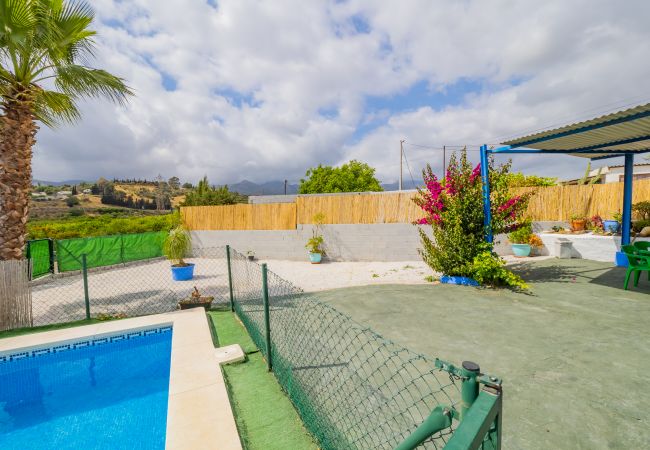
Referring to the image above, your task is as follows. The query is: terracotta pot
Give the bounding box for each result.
[570,219,586,231]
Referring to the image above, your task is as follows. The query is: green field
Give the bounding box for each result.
[208,311,317,450]
[28,213,175,240]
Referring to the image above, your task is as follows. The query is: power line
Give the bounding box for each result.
[401,148,418,188]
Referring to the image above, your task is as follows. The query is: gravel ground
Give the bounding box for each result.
[259,255,553,292]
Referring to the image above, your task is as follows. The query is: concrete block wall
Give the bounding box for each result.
[192,223,514,261]
[192,224,426,261]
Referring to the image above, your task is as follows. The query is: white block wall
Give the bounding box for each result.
[192,224,512,261]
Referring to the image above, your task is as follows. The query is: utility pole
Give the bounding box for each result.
[399,140,405,191]
[284,179,287,195]
[443,145,446,179]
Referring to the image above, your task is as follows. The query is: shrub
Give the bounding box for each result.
[633,219,650,233]
[68,208,84,217]
[633,201,650,220]
[471,251,528,290]
[508,221,532,244]
[413,149,531,289]
[65,196,80,207]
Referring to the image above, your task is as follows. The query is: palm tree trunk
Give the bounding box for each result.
[0,100,37,260]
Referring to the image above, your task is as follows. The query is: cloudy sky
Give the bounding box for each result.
[32,0,650,185]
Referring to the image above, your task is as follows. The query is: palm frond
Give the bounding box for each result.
[54,65,133,105]
[32,88,80,127]
[0,0,133,128]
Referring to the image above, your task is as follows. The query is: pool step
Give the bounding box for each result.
[215,344,245,365]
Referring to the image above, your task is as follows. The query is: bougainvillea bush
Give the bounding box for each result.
[413,150,531,289]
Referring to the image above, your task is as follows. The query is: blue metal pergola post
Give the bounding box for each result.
[480,144,493,243]
[615,154,634,266]
[621,153,634,246]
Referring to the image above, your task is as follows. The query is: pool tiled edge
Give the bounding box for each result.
[0,309,242,450]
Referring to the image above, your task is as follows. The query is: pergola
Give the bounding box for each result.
[479,102,650,265]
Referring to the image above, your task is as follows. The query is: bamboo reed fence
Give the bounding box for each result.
[296,192,421,224]
[181,203,297,230]
[0,259,33,331]
[512,179,650,221]
[181,180,650,230]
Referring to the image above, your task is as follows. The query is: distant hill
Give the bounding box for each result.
[32,177,422,195]
[223,180,299,196]
[381,180,421,191]
[33,179,87,186]
[223,179,422,195]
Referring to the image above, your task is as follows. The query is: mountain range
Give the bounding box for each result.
[32,178,421,195]
[223,179,420,195]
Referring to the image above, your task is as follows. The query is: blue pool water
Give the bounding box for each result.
[0,327,173,450]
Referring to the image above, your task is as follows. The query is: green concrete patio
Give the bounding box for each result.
[317,258,650,449]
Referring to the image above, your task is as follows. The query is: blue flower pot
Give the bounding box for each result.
[511,243,532,257]
[309,253,322,264]
[440,275,479,286]
[603,220,620,233]
[171,263,195,281]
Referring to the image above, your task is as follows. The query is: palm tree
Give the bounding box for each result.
[0,0,132,260]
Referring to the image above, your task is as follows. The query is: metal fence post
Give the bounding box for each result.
[460,361,480,420]
[262,263,272,372]
[82,254,91,320]
[226,245,234,312]
[48,239,55,274]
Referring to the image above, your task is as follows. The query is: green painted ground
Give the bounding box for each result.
[316,258,650,449]
[0,319,103,339]
[208,311,317,450]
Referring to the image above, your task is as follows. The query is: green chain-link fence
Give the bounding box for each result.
[25,246,229,326]
[226,247,503,450]
[4,242,502,448]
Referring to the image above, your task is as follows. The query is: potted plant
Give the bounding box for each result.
[246,250,255,261]
[178,287,213,310]
[164,225,194,281]
[305,235,324,264]
[508,222,533,257]
[306,212,326,264]
[603,211,621,233]
[589,215,604,233]
[570,213,587,232]
[528,234,544,255]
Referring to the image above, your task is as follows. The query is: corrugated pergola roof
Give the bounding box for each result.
[499,102,650,159]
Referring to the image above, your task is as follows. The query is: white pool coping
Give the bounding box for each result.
[0,308,242,450]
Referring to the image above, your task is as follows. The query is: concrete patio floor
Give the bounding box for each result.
[312,258,650,449]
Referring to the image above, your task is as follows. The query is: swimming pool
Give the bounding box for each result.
[0,326,173,450]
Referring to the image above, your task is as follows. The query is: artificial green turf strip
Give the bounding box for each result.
[208,311,318,450]
[0,319,104,339]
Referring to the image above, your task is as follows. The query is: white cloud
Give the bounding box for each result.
[33,0,650,185]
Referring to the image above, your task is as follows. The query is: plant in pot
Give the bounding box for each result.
[164,226,194,281]
[589,215,604,234]
[306,212,326,264]
[570,213,587,232]
[528,234,544,255]
[603,211,621,233]
[246,250,255,261]
[178,287,214,310]
[508,222,533,257]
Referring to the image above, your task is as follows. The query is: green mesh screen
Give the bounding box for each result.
[56,231,166,272]
[26,239,52,278]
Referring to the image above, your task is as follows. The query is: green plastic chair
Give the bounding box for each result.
[622,244,650,290]
[633,241,650,252]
